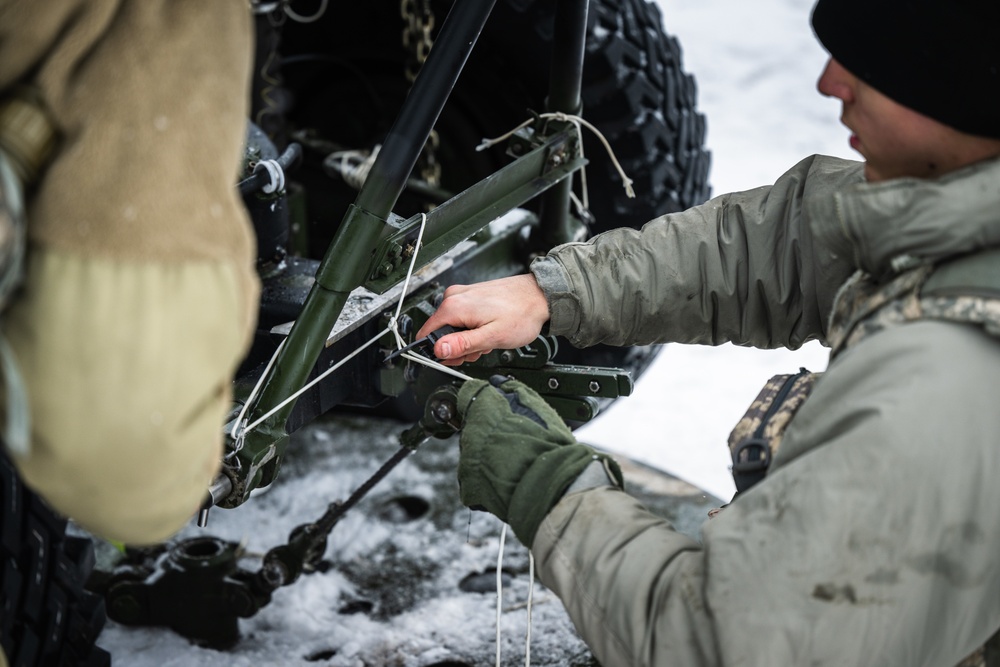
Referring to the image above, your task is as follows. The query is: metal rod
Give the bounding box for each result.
[547,0,589,113]
[537,0,590,250]
[197,475,234,525]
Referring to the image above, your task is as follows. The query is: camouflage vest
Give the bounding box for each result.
[826,250,1000,360]
[725,248,1000,667]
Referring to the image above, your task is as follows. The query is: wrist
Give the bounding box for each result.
[529,255,579,339]
[563,459,618,496]
[508,447,623,548]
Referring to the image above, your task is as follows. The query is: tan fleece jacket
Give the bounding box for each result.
[0,0,260,545]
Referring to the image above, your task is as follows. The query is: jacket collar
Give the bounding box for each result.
[810,155,1000,281]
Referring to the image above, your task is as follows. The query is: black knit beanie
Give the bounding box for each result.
[811,0,1000,139]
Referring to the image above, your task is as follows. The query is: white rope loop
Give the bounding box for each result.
[328,144,381,190]
[283,0,329,23]
[476,111,635,202]
[252,158,286,194]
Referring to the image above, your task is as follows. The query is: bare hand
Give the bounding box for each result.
[415,274,550,366]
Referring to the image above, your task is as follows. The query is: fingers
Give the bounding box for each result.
[415,283,479,339]
[432,329,492,365]
[415,274,550,364]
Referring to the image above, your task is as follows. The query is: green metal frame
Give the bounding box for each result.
[218,0,606,508]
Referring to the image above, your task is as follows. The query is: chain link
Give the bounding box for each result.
[400,0,442,190]
[401,0,435,83]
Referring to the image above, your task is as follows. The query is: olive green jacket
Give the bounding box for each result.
[0,0,259,545]
[529,154,1000,666]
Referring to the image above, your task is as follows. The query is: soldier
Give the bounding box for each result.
[418,0,1000,664]
[0,0,259,545]
[0,2,260,662]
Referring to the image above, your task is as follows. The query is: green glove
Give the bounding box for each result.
[456,376,623,547]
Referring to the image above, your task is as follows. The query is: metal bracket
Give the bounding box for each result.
[365,124,583,293]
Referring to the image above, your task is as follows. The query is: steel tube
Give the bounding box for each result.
[355,1,497,219]
[537,0,590,249]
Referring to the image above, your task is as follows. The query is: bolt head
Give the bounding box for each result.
[588,380,600,393]
[262,561,287,588]
[431,400,454,423]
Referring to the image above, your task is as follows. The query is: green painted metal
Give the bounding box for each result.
[225,2,497,504]
[365,126,584,293]
[219,0,610,509]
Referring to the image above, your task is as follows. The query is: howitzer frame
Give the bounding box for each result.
[214,0,631,510]
[98,0,641,645]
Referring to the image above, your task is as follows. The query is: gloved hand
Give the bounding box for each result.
[456,376,623,547]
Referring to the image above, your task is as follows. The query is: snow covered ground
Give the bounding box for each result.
[96,0,859,663]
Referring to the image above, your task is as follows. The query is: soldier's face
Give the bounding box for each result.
[816,58,1000,182]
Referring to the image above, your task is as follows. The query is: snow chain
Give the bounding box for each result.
[401,0,442,191]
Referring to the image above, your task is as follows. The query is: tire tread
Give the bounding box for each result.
[1,452,108,667]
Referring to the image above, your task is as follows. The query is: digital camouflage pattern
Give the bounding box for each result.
[0,151,24,311]
[0,150,29,457]
[827,265,1000,359]
[958,645,986,667]
[727,368,821,493]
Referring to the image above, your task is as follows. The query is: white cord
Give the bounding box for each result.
[496,523,508,667]
[232,213,473,442]
[387,210,429,346]
[328,144,381,190]
[476,111,635,200]
[495,521,536,667]
[230,337,286,442]
[243,328,390,434]
[526,551,534,667]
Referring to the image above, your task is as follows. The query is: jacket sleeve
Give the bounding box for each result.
[531,320,1000,667]
[1,0,259,545]
[530,154,864,349]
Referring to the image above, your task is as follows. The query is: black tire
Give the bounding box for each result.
[275,0,710,244]
[1,451,109,667]
[585,0,712,225]
[480,0,712,232]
